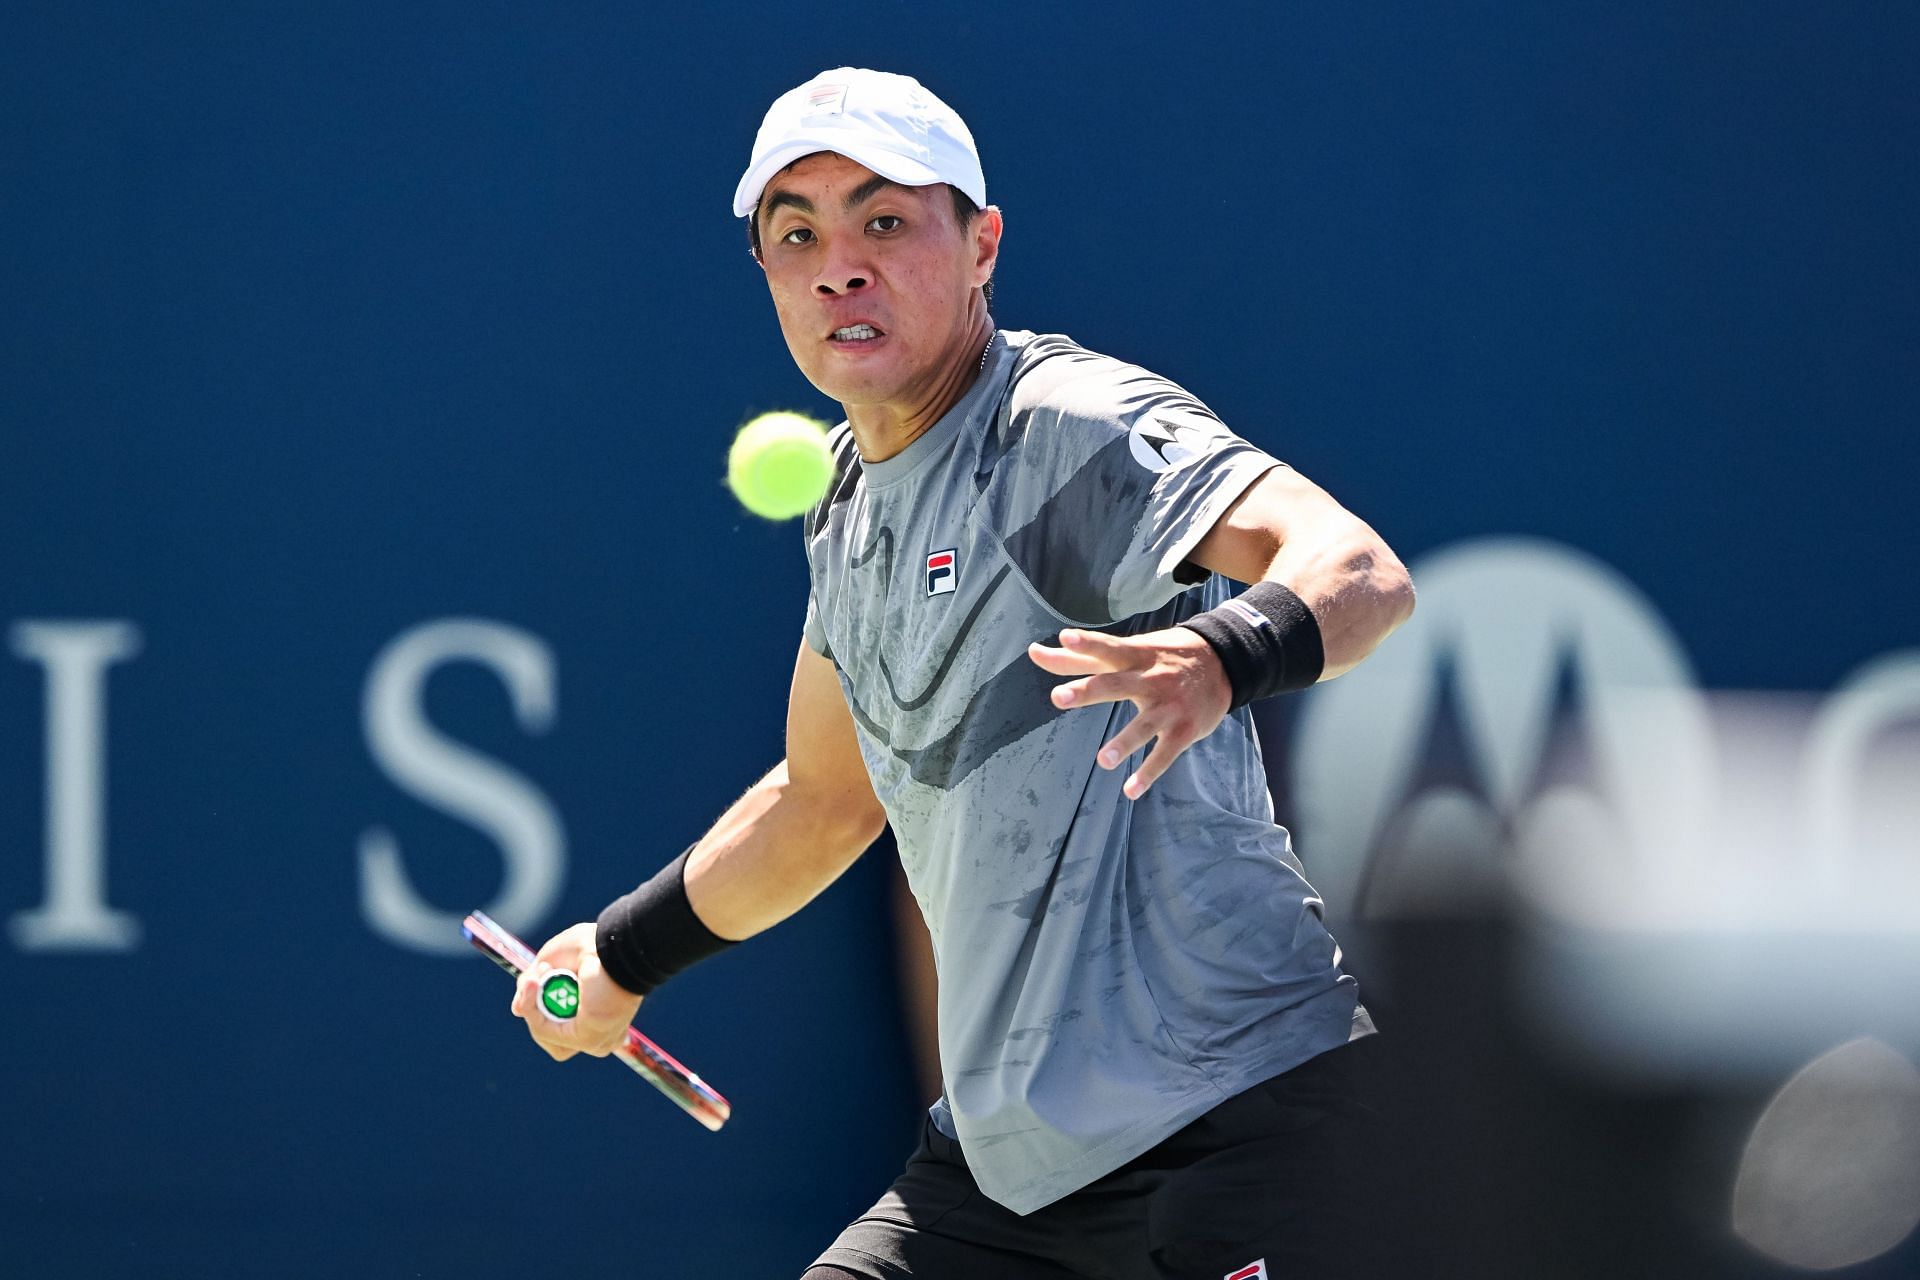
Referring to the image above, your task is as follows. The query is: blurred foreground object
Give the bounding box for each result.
[1732,1038,1920,1271]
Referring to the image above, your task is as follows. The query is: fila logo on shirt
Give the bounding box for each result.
[1224,1261,1269,1280]
[925,548,958,596]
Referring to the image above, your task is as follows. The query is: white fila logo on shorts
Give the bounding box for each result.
[925,548,957,596]
[1223,1262,1269,1280]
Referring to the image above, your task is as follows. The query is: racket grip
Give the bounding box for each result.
[537,969,582,1022]
[462,910,731,1132]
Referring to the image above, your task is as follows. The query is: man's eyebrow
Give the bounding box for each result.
[841,173,908,211]
[758,174,910,230]
[760,189,815,225]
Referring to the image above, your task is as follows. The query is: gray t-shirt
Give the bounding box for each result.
[803,329,1371,1215]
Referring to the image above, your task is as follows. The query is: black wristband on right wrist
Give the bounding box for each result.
[594,847,736,997]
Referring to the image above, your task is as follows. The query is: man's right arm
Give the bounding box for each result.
[682,639,887,940]
[510,640,885,1060]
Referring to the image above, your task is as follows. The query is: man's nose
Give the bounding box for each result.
[814,271,870,296]
[814,241,872,296]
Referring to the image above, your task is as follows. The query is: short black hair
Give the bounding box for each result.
[747,182,994,307]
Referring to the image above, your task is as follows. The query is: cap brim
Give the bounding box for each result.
[732,137,945,218]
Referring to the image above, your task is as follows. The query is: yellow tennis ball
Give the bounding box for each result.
[727,411,834,520]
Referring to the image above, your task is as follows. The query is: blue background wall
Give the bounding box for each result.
[3,3,1915,1275]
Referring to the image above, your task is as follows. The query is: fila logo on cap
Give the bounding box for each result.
[926,548,957,596]
[804,83,847,115]
[1224,1261,1269,1280]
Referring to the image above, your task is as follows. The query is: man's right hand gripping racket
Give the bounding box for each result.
[462,910,731,1133]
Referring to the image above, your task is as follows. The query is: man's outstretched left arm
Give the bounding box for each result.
[1028,465,1414,798]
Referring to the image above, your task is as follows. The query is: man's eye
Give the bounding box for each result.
[869,215,903,233]
[780,227,815,245]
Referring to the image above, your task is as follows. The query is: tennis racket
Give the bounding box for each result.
[462,909,731,1132]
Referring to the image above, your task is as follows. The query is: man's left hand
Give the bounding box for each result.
[1028,627,1230,800]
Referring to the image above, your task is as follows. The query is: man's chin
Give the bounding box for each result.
[798,368,905,412]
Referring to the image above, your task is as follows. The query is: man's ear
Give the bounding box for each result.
[972,206,1004,289]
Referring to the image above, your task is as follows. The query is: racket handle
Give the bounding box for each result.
[462,910,731,1132]
[537,969,582,1022]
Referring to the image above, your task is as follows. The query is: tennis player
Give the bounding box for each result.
[511,67,1415,1279]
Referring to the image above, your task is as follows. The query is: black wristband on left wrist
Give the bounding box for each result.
[1179,580,1325,709]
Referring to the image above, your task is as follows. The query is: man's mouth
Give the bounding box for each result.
[831,324,883,342]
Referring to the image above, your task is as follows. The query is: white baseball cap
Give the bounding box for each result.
[732,68,986,219]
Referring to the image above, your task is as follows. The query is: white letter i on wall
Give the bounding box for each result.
[10,620,144,951]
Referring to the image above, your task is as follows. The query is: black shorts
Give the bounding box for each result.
[810,1039,1381,1280]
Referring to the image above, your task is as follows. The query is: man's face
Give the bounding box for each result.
[755,152,996,410]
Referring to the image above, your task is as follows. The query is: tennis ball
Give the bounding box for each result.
[727,411,834,520]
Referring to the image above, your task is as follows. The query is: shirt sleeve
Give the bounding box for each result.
[802,585,831,661]
[997,376,1280,625]
[799,421,858,662]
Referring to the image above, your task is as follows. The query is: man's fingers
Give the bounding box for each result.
[503,923,638,1067]
[1125,732,1190,800]
[538,1015,628,1061]
[1096,711,1159,771]
[1029,629,1149,675]
[531,1007,609,1062]
[580,1029,623,1059]
[1050,671,1137,709]
[515,962,584,1060]
[511,969,539,1019]
[1101,712,1202,798]
[1059,627,1131,657]
[1039,625,1231,799]
[1027,640,1112,676]
[527,1011,579,1059]
[566,1024,625,1059]
[522,1009,627,1063]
